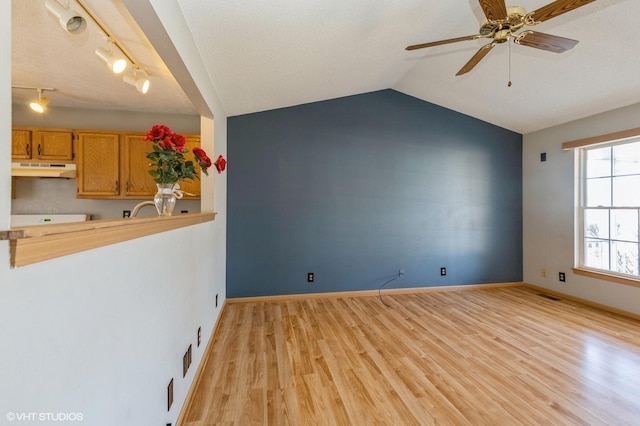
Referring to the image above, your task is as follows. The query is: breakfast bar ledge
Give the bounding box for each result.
[1,212,216,267]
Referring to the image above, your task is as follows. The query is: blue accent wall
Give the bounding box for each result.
[227,90,522,297]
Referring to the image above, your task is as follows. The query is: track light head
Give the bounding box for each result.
[13,86,55,113]
[45,0,86,34]
[123,73,151,94]
[95,47,127,74]
[138,78,150,94]
[29,89,50,114]
[30,98,49,114]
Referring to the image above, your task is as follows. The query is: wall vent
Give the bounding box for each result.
[537,293,561,301]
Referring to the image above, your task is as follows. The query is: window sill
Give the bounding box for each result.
[573,267,640,289]
[5,212,216,268]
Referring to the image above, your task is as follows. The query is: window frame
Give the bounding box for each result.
[564,127,640,288]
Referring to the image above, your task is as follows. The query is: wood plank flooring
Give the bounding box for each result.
[180,286,640,425]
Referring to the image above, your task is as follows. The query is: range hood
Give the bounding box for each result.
[11,162,76,178]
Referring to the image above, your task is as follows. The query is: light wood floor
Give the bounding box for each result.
[180,286,640,425]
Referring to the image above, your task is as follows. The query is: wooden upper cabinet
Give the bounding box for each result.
[74,131,201,199]
[11,127,74,161]
[122,133,157,197]
[11,129,32,159]
[76,131,120,198]
[36,130,74,161]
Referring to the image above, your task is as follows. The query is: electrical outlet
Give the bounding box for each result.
[183,352,188,377]
[559,272,566,282]
[307,272,314,283]
[183,344,192,377]
[541,268,547,278]
[167,379,174,411]
[181,210,188,214]
[440,267,446,276]
[197,327,201,347]
[398,269,404,277]
[122,210,131,218]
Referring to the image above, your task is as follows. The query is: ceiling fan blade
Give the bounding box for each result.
[478,0,508,21]
[516,31,578,53]
[456,42,496,76]
[406,35,479,51]
[529,0,595,24]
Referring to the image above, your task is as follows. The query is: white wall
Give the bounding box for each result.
[523,103,640,315]
[0,226,223,424]
[0,1,228,425]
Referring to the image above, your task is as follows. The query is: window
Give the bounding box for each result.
[580,139,640,278]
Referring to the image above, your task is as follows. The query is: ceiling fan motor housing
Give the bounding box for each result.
[479,6,528,37]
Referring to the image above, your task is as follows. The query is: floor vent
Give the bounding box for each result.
[537,293,561,301]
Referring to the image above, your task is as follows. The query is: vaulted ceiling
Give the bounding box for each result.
[12,0,640,134]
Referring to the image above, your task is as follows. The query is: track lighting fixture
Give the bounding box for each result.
[13,86,55,114]
[45,0,87,34]
[43,0,152,93]
[123,68,151,94]
[95,43,127,74]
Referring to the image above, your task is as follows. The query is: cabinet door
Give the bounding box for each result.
[11,129,32,160]
[122,134,157,197]
[35,130,74,161]
[180,136,202,199]
[76,132,121,198]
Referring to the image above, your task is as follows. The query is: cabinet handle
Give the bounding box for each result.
[26,143,30,157]
[115,180,119,194]
[37,144,41,157]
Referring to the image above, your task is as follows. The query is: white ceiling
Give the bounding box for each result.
[12,0,640,134]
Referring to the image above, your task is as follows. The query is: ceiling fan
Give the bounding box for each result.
[406,0,595,76]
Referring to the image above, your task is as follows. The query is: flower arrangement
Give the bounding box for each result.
[144,124,212,184]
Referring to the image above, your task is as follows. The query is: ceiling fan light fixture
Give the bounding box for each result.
[45,0,87,34]
[123,73,151,94]
[95,46,127,74]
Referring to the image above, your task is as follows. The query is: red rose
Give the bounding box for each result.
[158,138,175,150]
[214,155,226,174]
[171,134,186,151]
[144,124,173,142]
[193,147,212,173]
[192,146,205,158]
